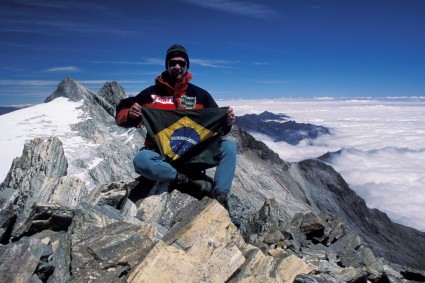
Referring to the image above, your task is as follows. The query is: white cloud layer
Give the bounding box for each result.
[221,97,425,231]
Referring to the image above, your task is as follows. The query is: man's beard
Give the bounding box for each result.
[170,69,185,80]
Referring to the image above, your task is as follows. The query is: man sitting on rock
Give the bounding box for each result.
[115,44,236,209]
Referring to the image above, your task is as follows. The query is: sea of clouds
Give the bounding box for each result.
[222,97,425,232]
[1,96,424,232]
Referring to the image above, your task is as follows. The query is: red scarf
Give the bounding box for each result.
[155,72,193,109]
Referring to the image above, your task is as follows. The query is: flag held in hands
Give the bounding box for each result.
[141,107,228,170]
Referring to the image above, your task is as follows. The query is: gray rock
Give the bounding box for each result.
[0,237,47,283]
[293,159,425,270]
[71,221,156,282]
[292,211,326,237]
[45,77,89,103]
[97,81,127,112]
[0,187,19,242]
[32,230,72,283]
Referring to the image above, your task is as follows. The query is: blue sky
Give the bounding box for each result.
[1,0,424,105]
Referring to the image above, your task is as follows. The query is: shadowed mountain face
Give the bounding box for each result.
[0,105,29,115]
[0,77,424,282]
[235,111,331,145]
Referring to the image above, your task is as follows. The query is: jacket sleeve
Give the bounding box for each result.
[115,97,142,128]
[115,86,155,128]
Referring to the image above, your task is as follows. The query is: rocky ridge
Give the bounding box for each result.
[235,111,331,145]
[0,77,424,282]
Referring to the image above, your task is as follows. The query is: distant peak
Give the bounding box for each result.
[44,77,93,103]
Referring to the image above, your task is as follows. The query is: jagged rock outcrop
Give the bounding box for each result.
[1,78,425,282]
[294,159,425,271]
[97,81,127,113]
[0,137,86,242]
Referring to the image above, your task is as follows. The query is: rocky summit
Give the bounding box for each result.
[0,77,424,283]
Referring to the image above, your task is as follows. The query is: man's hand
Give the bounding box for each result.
[227,107,236,126]
[129,103,142,119]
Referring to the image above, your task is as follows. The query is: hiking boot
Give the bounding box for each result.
[212,192,229,210]
[174,173,213,195]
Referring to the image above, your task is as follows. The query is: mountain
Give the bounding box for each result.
[0,105,30,115]
[235,111,331,145]
[0,77,424,282]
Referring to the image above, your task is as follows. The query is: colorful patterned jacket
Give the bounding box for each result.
[115,71,229,148]
[116,71,218,128]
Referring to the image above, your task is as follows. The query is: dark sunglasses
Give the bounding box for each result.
[168,59,187,68]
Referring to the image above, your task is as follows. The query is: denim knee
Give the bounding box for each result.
[213,140,236,193]
[221,140,236,158]
[133,150,160,174]
[133,149,177,181]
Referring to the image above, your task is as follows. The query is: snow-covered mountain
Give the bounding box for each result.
[0,78,144,188]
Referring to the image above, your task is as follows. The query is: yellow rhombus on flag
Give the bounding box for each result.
[155,116,217,161]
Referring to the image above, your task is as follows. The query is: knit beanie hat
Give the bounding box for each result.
[165,44,190,69]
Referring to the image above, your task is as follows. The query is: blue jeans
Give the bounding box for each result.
[133,140,236,194]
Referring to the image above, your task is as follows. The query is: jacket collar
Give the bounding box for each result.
[156,71,192,97]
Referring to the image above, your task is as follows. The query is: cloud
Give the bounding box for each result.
[93,58,164,66]
[191,58,237,68]
[225,98,425,231]
[257,80,291,84]
[43,66,81,73]
[180,0,278,19]
[5,19,140,38]
[0,80,60,86]
[96,58,237,69]
[0,2,140,38]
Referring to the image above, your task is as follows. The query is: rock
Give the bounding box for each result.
[241,198,288,242]
[136,188,198,237]
[0,137,87,240]
[71,221,156,282]
[32,230,72,282]
[97,81,127,111]
[128,198,245,282]
[0,187,19,243]
[294,273,339,283]
[0,237,47,283]
[264,230,285,245]
[44,77,89,103]
[292,212,326,237]
[12,203,74,239]
[1,137,68,191]
[294,159,425,269]
[230,249,314,283]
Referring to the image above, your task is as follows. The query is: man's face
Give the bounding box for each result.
[167,56,187,80]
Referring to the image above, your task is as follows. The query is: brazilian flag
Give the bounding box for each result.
[141,107,228,170]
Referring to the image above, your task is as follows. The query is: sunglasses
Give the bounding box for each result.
[168,59,187,68]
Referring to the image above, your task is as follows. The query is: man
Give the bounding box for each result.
[116,44,236,208]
